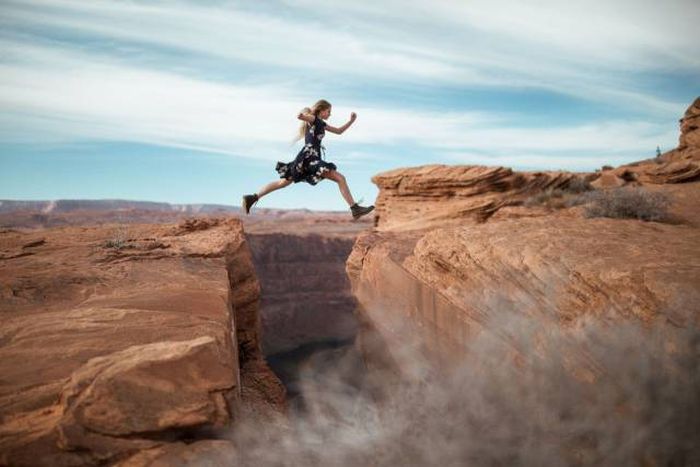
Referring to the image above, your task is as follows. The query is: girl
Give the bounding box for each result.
[241,99,375,220]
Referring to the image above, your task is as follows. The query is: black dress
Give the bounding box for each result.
[276,116,337,185]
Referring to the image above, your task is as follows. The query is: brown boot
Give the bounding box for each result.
[350,203,374,220]
[242,193,259,214]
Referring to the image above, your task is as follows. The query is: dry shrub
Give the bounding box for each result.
[103,224,131,249]
[575,187,671,221]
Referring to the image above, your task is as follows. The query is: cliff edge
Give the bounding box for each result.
[0,217,285,466]
[348,98,700,372]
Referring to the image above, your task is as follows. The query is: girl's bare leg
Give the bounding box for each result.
[257,179,292,198]
[322,170,355,206]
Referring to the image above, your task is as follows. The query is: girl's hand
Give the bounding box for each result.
[297,107,312,120]
[350,112,357,122]
[298,108,315,122]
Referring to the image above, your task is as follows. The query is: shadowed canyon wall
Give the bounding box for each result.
[247,233,359,356]
[244,221,372,412]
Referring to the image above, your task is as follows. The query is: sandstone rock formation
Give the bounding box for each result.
[679,97,700,150]
[0,217,284,466]
[605,97,700,185]
[347,97,700,374]
[371,165,588,231]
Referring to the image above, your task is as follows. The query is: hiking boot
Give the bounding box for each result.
[242,193,259,214]
[350,203,375,220]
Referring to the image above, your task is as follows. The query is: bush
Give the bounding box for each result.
[103,224,131,249]
[104,238,126,249]
[577,187,671,221]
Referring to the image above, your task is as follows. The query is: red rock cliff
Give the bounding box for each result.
[347,98,700,373]
[0,217,284,466]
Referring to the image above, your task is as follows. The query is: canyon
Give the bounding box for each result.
[0,209,368,465]
[0,97,698,465]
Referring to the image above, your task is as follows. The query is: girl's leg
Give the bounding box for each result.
[243,178,291,214]
[322,170,355,206]
[257,178,292,198]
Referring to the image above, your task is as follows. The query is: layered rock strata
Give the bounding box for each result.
[347,98,700,374]
[0,217,284,466]
[371,165,588,231]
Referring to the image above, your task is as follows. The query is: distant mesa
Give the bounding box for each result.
[0,199,239,214]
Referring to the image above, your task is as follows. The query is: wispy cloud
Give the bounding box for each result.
[3,0,695,110]
[0,0,696,174]
[0,39,675,167]
[1,0,464,83]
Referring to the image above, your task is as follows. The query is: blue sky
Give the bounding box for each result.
[1,0,698,211]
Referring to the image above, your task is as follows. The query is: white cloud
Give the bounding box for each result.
[279,0,698,114]
[0,0,692,174]
[286,0,700,70]
[1,0,465,83]
[1,0,695,116]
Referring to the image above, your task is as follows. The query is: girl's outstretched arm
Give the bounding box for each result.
[326,112,357,134]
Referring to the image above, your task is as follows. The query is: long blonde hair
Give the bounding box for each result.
[293,99,332,143]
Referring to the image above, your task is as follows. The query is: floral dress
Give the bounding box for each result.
[276,116,337,185]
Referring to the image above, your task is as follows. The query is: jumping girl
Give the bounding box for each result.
[241,99,375,220]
